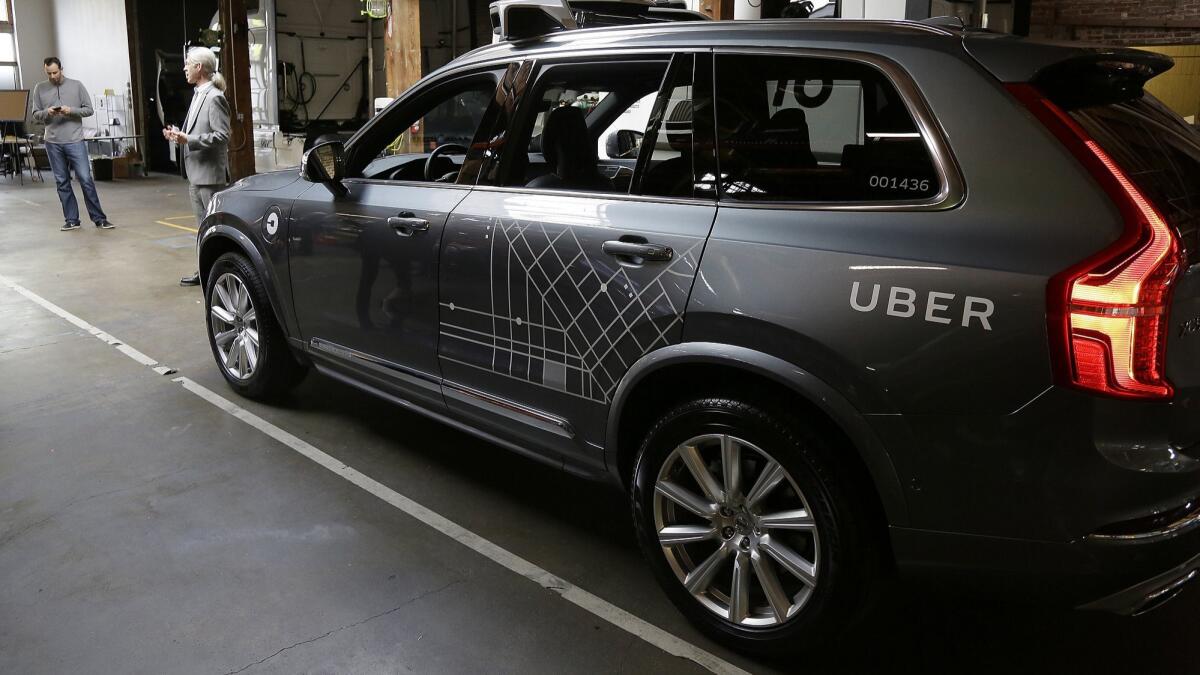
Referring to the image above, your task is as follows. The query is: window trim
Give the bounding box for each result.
[484,55,674,190]
[0,0,19,87]
[342,47,716,205]
[469,49,720,205]
[711,47,965,212]
[629,51,709,199]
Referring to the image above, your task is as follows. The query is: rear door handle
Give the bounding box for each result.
[388,212,429,235]
[602,240,673,262]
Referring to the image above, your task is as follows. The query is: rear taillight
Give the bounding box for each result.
[1008,83,1183,400]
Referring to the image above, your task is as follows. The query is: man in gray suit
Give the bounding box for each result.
[165,46,229,286]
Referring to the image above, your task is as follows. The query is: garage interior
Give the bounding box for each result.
[1,1,1199,673]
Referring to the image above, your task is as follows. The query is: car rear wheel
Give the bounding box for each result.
[205,252,307,399]
[631,398,879,654]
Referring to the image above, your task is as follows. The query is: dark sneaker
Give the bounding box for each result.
[179,272,201,287]
[60,222,80,231]
[96,220,115,229]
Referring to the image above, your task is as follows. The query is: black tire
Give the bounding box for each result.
[204,252,307,399]
[630,398,881,655]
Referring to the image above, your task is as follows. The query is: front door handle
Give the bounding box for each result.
[388,213,429,235]
[602,240,674,262]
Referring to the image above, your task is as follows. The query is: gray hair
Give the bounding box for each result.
[185,46,226,91]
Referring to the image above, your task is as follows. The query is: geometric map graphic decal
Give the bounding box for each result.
[441,218,701,403]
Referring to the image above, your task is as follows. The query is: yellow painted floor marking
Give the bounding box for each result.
[155,220,198,234]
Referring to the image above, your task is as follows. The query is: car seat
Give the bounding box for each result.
[525,106,614,191]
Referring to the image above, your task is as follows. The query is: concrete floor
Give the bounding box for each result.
[1,173,1198,674]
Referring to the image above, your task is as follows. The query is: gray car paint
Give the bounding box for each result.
[438,188,716,468]
[287,181,469,379]
[198,20,1200,608]
[200,173,312,339]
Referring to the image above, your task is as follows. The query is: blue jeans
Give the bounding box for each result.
[46,141,107,225]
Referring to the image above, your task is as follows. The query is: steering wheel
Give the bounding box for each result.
[793,78,834,108]
[424,143,468,181]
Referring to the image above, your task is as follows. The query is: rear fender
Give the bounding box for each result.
[606,342,910,526]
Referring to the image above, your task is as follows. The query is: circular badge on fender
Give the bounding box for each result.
[263,207,282,242]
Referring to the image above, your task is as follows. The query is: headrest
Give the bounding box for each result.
[540,105,595,176]
[743,107,815,167]
[764,107,809,134]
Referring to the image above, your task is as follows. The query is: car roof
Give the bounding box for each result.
[449,18,963,70]
[444,18,1169,88]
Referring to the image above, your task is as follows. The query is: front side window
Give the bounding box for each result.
[714,54,940,202]
[381,88,492,158]
[351,74,499,182]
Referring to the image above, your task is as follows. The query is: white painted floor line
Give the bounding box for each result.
[0,274,161,368]
[175,376,751,675]
[1,275,752,675]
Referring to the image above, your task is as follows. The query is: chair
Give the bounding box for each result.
[1,130,44,184]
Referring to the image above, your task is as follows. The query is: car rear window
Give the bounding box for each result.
[714,54,941,203]
[1069,96,1200,260]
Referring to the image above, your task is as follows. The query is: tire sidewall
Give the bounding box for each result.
[631,399,860,654]
[204,253,281,398]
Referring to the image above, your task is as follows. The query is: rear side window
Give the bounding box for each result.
[1070,96,1200,257]
[714,54,940,203]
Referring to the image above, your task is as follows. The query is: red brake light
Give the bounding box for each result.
[1008,83,1183,400]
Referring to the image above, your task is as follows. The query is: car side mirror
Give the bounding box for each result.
[606,129,643,159]
[302,140,345,184]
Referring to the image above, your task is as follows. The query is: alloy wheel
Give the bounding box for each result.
[209,272,260,381]
[653,433,820,627]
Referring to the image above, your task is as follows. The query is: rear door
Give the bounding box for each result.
[436,52,718,470]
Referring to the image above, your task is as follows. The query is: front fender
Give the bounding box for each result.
[198,221,294,342]
[606,342,910,527]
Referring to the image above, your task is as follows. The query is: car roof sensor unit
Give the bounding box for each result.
[490,0,578,42]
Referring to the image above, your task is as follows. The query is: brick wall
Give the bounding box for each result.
[1030,0,1200,45]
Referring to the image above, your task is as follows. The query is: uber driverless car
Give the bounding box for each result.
[196,2,1200,654]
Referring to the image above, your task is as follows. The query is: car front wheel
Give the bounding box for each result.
[205,252,307,399]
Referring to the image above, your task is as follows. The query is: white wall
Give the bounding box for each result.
[733,0,761,20]
[685,0,908,19]
[49,0,132,136]
[12,0,56,96]
[861,0,907,19]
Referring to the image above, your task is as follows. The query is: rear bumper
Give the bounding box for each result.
[1080,554,1200,615]
[1077,499,1200,614]
[891,502,1200,611]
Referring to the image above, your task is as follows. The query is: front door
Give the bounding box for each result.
[437,53,718,469]
[289,70,503,406]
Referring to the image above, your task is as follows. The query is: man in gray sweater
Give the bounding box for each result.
[31,57,115,231]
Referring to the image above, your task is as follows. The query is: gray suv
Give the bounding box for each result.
[196,17,1200,653]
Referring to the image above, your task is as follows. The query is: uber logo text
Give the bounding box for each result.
[850,282,994,331]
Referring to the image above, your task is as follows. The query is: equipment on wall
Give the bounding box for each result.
[361,0,389,19]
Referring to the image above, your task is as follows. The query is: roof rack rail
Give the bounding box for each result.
[490,0,578,42]
[920,15,966,30]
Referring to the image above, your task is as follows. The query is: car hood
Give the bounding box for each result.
[230,170,302,192]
